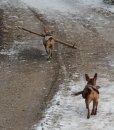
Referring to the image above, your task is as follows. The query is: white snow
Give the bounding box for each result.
[21,0,114,14]
[31,75,114,130]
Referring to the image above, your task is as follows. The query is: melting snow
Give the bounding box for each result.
[21,0,114,14]
[32,75,114,130]
[0,40,44,60]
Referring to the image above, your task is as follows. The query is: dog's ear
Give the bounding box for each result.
[94,73,97,80]
[43,27,47,33]
[85,74,90,81]
[51,30,55,34]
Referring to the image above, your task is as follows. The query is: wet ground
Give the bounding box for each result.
[0,0,114,130]
[0,1,62,130]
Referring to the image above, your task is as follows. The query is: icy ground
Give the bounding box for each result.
[21,0,114,14]
[31,76,114,130]
[18,0,114,130]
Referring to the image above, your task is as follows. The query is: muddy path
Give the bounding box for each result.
[0,1,79,130]
[0,0,114,130]
[0,1,63,130]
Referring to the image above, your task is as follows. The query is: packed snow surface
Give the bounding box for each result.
[32,76,114,130]
[21,0,114,14]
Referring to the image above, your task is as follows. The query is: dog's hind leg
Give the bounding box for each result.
[94,100,98,115]
[87,104,90,119]
[46,47,50,60]
[86,98,92,119]
[91,101,95,115]
[49,48,51,59]
[51,46,54,58]
[50,48,52,58]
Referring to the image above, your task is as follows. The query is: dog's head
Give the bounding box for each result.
[43,28,54,35]
[85,73,97,86]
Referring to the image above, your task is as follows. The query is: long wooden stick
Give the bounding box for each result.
[18,26,78,49]
[55,38,77,49]
[18,26,44,37]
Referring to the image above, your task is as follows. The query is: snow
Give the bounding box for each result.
[17,0,114,130]
[31,75,114,130]
[21,0,114,14]
[0,0,27,8]
[0,40,44,60]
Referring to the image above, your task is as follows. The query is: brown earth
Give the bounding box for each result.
[0,1,114,130]
[0,2,61,130]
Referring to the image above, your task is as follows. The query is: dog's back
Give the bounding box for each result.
[49,37,54,48]
[86,86,99,101]
[43,28,55,60]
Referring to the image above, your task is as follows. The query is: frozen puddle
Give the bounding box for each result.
[0,40,44,60]
[32,74,114,130]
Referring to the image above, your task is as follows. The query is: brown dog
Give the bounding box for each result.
[43,28,55,60]
[83,73,99,119]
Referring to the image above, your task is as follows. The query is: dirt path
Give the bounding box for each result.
[0,0,114,130]
[0,1,64,130]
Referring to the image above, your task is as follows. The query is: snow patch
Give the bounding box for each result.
[32,76,114,130]
[0,40,44,60]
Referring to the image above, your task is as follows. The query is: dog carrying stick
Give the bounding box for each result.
[18,26,78,49]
